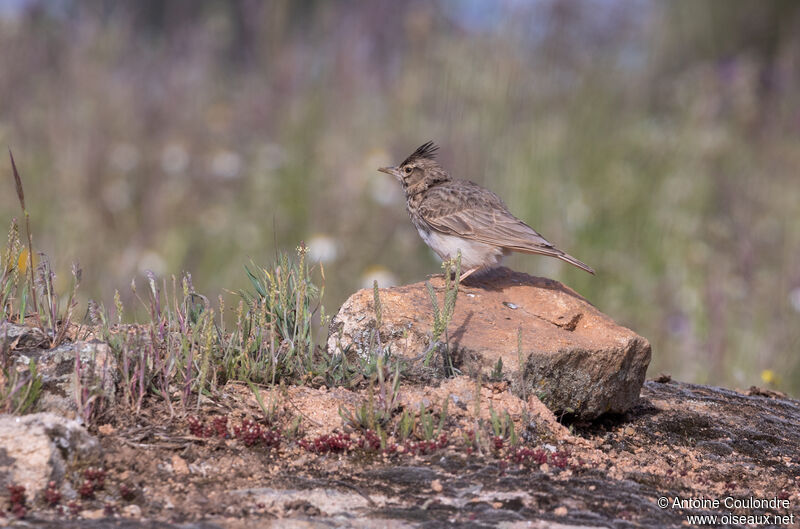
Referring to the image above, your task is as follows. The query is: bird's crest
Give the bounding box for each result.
[402,141,439,166]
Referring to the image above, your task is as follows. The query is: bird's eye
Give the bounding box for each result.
[404,166,413,174]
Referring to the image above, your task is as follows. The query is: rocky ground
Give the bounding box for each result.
[1,271,799,528]
[2,378,799,528]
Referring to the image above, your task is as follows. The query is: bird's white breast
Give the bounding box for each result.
[416,227,504,270]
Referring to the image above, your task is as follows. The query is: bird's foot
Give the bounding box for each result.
[459,267,480,283]
[428,267,480,285]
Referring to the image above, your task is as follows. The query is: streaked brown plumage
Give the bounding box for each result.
[378,141,594,280]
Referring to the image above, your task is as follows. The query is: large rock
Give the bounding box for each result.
[0,413,101,499]
[11,339,117,419]
[327,267,651,419]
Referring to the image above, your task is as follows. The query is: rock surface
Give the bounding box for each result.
[9,379,800,528]
[328,268,651,419]
[262,376,566,440]
[0,321,48,350]
[0,412,101,499]
[20,339,118,419]
[1,322,117,420]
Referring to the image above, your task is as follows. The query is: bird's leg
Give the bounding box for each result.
[459,267,480,282]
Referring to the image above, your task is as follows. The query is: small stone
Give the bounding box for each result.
[98,424,115,435]
[81,508,106,519]
[171,454,189,475]
[553,506,568,516]
[431,479,443,492]
[122,504,142,518]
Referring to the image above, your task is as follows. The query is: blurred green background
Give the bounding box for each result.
[0,0,798,394]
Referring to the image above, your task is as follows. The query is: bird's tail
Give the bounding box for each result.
[513,245,595,275]
[556,252,595,275]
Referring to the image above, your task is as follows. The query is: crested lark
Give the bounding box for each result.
[378,141,595,281]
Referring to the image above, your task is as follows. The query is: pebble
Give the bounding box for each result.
[171,454,189,475]
[80,508,106,519]
[98,424,115,435]
[122,504,142,518]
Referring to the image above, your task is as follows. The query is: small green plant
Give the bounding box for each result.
[86,271,223,418]
[396,407,415,443]
[1,218,24,322]
[236,245,324,384]
[339,355,401,431]
[490,357,504,382]
[315,341,356,387]
[88,242,331,420]
[2,154,80,348]
[36,257,81,348]
[376,353,401,417]
[426,253,461,345]
[339,388,380,431]
[423,253,461,373]
[248,381,282,425]
[516,327,526,402]
[488,405,518,446]
[73,350,112,424]
[285,414,303,439]
[418,402,435,440]
[417,397,449,441]
[8,151,38,318]
[438,395,450,434]
[92,298,144,413]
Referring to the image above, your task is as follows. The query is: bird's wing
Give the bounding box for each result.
[418,182,557,253]
[419,183,596,274]
[418,182,596,274]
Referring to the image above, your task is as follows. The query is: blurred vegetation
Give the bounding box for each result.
[0,0,798,394]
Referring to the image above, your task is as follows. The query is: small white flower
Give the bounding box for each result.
[307,235,339,263]
[138,251,167,276]
[361,266,397,289]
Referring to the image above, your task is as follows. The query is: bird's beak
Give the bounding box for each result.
[378,166,401,180]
